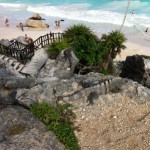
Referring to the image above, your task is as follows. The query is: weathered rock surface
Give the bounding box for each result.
[0,39,11,46]
[49,48,79,79]
[26,13,49,28]
[0,106,65,150]
[1,52,150,149]
[29,13,45,20]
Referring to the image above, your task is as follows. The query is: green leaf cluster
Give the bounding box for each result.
[47,24,126,74]
[63,24,98,65]
[47,39,69,59]
[31,103,80,150]
[101,30,126,58]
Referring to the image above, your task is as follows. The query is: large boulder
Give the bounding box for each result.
[0,106,65,150]
[29,13,45,20]
[0,67,35,105]
[26,19,49,28]
[120,55,150,88]
[120,55,145,84]
[26,13,48,28]
[49,48,79,79]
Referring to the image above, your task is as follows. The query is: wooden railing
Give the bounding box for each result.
[0,43,33,64]
[0,32,64,64]
[8,41,27,50]
[33,32,63,48]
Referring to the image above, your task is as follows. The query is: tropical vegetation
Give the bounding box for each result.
[47,24,126,74]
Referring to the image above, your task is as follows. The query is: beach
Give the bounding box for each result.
[1,0,150,62]
[0,26,63,41]
[0,25,150,61]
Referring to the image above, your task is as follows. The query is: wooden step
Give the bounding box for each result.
[9,59,16,65]
[4,57,10,61]
[17,64,25,72]
[14,62,20,70]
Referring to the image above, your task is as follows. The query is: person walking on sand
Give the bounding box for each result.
[20,22,24,31]
[5,19,9,27]
[132,10,135,14]
[55,21,58,28]
[145,28,148,33]
[57,21,60,28]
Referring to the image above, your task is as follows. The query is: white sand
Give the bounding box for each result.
[115,32,150,60]
[0,27,63,41]
[0,26,150,61]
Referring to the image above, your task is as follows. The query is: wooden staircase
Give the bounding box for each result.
[0,54,25,72]
[0,32,63,76]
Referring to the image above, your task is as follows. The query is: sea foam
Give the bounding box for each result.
[26,4,150,28]
[0,0,150,28]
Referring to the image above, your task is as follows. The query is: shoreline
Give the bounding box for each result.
[0,26,150,61]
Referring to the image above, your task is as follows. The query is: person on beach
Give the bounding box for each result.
[54,20,61,28]
[20,22,24,31]
[57,21,60,28]
[28,38,34,53]
[5,19,9,27]
[145,28,148,33]
[25,34,29,41]
[55,21,58,28]
[132,10,135,14]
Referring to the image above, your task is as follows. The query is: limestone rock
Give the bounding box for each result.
[49,48,79,79]
[26,19,49,28]
[0,39,11,46]
[16,82,57,108]
[30,13,45,20]
[0,106,65,150]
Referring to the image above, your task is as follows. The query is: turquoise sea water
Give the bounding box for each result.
[0,0,150,35]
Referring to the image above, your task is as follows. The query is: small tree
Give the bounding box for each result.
[63,24,102,73]
[100,30,126,70]
[63,24,99,65]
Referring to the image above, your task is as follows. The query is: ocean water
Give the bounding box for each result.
[0,0,150,36]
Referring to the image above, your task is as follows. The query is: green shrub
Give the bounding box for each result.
[100,30,126,59]
[31,103,80,150]
[47,39,68,59]
[63,24,99,66]
[48,25,126,74]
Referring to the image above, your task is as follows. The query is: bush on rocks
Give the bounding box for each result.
[31,103,80,150]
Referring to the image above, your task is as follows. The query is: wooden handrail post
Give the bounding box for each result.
[41,37,43,47]
[47,34,49,45]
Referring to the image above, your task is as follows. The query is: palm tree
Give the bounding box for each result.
[119,0,131,31]
[100,30,127,69]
